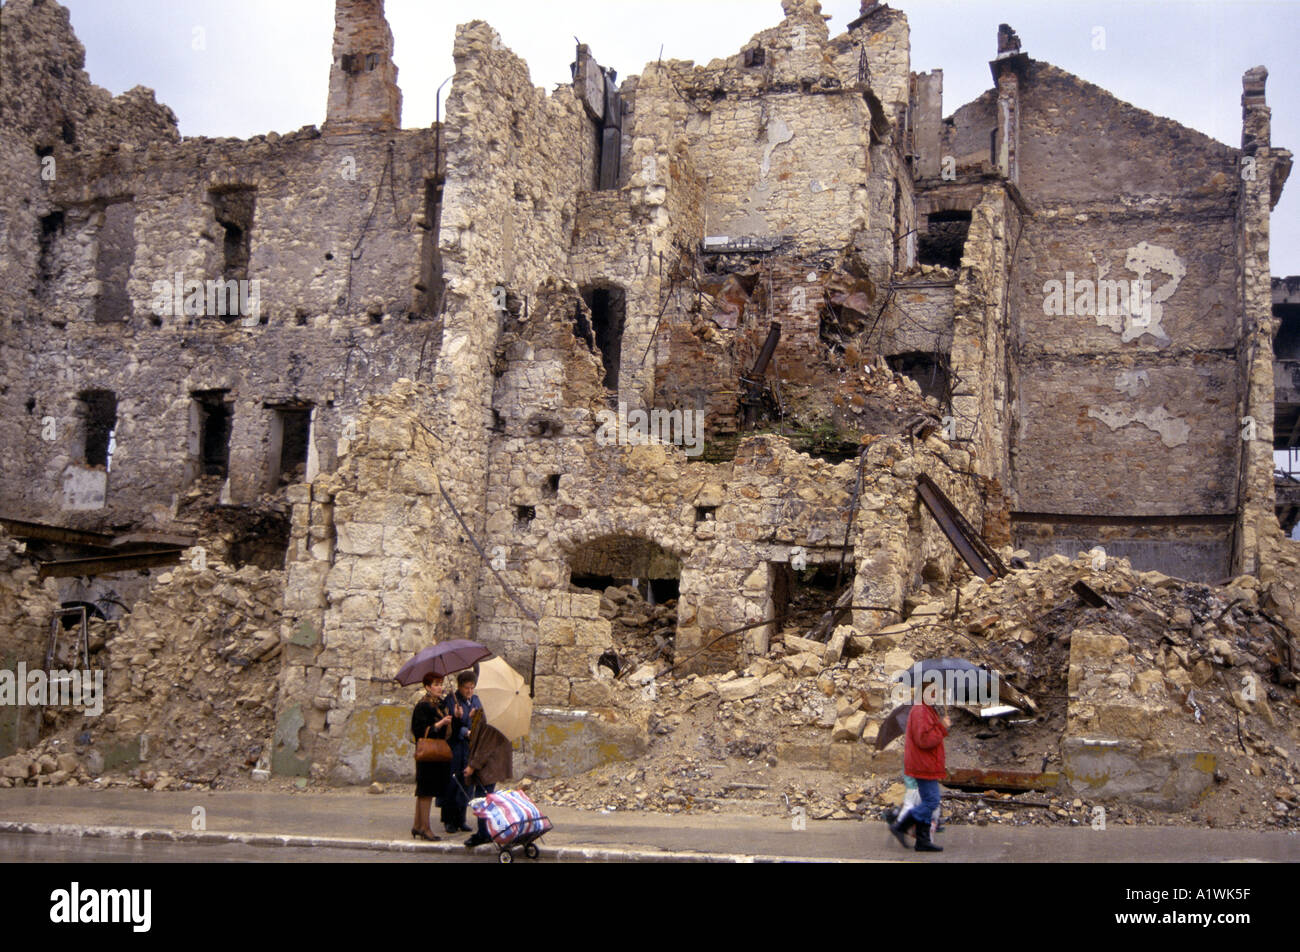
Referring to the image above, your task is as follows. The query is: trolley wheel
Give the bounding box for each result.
[524,843,540,860]
[498,849,513,864]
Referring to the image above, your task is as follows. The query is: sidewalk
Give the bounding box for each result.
[0,787,1295,862]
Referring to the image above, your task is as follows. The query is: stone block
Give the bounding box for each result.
[832,710,867,742]
[1071,632,1130,663]
[573,617,612,647]
[718,676,759,702]
[515,709,648,779]
[555,647,595,679]
[533,675,570,706]
[569,678,613,708]
[336,523,384,557]
[1061,737,1215,810]
[570,593,601,619]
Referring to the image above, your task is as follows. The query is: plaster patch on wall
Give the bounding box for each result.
[1084,242,1183,344]
[1087,404,1190,448]
[760,118,794,179]
[62,466,107,510]
[1122,241,1183,343]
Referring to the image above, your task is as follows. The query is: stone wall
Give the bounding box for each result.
[4,128,442,526]
[938,57,1260,580]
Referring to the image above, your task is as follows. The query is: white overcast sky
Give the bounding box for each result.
[57,0,1300,272]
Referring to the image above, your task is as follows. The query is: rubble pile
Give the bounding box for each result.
[938,551,1299,828]
[0,528,59,667]
[594,583,678,672]
[530,551,1299,831]
[1,554,286,791]
[0,736,100,789]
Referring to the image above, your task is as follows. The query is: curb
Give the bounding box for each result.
[0,820,850,864]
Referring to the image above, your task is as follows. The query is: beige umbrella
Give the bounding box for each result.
[476,656,533,741]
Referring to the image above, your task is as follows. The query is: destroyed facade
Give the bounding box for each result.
[0,0,1297,813]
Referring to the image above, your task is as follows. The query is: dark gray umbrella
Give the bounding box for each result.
[894,657,988,684]
[876,703,912,750]
[894,657,999,707]
[395,640,492,686]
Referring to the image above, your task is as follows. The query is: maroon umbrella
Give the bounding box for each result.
[395,640,492,686]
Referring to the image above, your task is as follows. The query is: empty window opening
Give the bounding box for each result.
[918,209,971,270]
[743,46,766,67]
[886,352,951,406]
[695,505,717,523]
[515,505,536,529]
[38,210,65,289]
[580,285,626,399]
[78,389,117,470]
[770,559,854,632]
[340,52,381,74]
[192,390,233,478]
[94,200,135,323]
[267,404,312,488]
[543,474,561,497]
[210,187,255,309]
[61,120,76,145]
[415,178,443,318]
[491,409,506,433]
[1274,305,1300,360]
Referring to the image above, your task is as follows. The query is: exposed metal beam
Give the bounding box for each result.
[0,516,116,548]
[38,549,183,579]
[917,474,1007,581]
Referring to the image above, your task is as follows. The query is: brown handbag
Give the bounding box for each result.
[416,726,452,763]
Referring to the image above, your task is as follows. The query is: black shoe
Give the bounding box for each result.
[889,815,916,848]
[457,824,473,833]
[464,834,489,848]
[915,823,943,852]
[444,824,459,834]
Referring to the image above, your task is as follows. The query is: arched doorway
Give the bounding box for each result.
[567,534,680,670]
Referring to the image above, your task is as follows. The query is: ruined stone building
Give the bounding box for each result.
[1,0,1296,795]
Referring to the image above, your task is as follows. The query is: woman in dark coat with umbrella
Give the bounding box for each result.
[410,672,452,841]
[443,670,484,834]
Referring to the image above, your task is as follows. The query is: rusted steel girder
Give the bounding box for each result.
[740,322,781,426]
[38,549,183,579]
[916,474,1007,581]
[944,767,1060,792]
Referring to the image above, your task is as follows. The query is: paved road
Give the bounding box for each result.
[0,831,486,863]
[1,787,1295,862]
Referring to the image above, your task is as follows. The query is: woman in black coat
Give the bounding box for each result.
[410,672,452,841]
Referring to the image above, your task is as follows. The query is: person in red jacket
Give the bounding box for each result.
[890,702,949,852]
